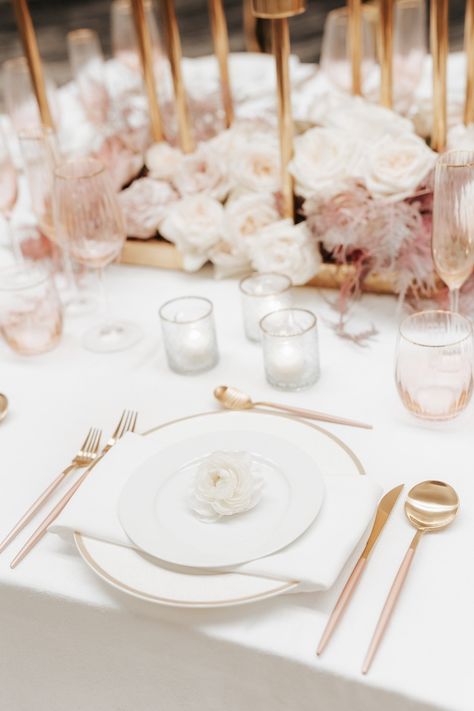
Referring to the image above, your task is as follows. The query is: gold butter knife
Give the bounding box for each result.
[316,484,404,656]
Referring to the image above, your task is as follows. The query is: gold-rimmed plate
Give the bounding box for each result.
[75,410,365,609]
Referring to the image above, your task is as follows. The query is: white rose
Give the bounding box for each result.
[326,96,414,140]
[160,194,224,271]
[249,219,321,285]
[118,178,178,238]
[289,127,362,200]
[191,451,264,522]
[172,143,230,201]
[229,135,280,193]
[145,141,184,181]
[363,133,436,201]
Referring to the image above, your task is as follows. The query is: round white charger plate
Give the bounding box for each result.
[118,430,325,568]
[75,410,365,609]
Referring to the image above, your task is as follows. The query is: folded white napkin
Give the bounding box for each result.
[51,433,381,593]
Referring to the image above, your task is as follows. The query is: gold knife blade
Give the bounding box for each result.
[316,483,404,656]
[360,483,404,560]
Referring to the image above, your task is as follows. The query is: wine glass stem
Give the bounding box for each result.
[97,267,112,326]
[450,288,460,313]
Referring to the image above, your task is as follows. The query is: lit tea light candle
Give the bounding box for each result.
[159,296,219,374]
[260,308,320,390]
[239,273,292,342]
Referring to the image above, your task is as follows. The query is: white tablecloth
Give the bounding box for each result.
[0,264,472,711]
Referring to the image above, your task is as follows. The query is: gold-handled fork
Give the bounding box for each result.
[10,409,138,569]
[0,427,102,554]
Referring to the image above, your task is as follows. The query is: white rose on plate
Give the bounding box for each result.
[118,177,178,238]
[160,194,225,271]
[362,133,436,202]
[249,219,321,285]
[145,141,184,181]
[172,143,230,201]
[191,451,264,522]
[289,127,362,200]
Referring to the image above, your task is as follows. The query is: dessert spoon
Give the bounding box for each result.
[362,480,459,673]
[214,385,372,429]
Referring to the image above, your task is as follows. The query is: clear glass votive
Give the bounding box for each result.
[159,296,219,374]
[0,263,63,355]
[395,310,474,420]
[260,308,320,391]
[239,273,292,342]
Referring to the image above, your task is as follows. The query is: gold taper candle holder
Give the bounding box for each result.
[12,0,54,129]
[161,0,194,153]
[464,0,474,124]
[209,0,234,127]
[378,0,393,107]
[131,0,164,142]
[348,0,362,95]
[430,0,448,150]
[244,0,261,51]
[252,0,305,219]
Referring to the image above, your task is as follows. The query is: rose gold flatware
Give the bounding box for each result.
[317,484,404,656]
[10,409,138,569]
[0,427,102,554]
[0,393,9,422]
[214,385,372,430]
[362,480,459,674]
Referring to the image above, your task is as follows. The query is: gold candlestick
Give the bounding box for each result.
[130,0,164,142]
[12,0,54,129]
[464,0,474,124]
[378,0,393,107]
[209,0,234,127]
[430,0,448,151]
[161,0,194,153]
[348,0,362,95]
[252,0,305,220]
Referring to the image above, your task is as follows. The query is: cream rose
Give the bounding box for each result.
[229,135,280,193]
[191,451,264,522]
[249,219,321,285]
[145,141,184,181]
[322,95,414,140]
[118,178,178,238]
[289,127,362,200]
[363,133,436,201]
[172,143,230,201]
[160,194,224,271]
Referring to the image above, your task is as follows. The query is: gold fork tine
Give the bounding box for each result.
[10,411,138,568]
[130,411,138,433]
[0,427,102,555]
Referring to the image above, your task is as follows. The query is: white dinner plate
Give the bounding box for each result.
[75,410,365,608]
[118,430,325,568]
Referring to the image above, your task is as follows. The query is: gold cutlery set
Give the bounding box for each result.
[0,393,459,675]
[317,480,459,673]
[1,409,138,568]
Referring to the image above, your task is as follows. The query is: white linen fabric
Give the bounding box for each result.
[50,433,381,592]
[1,264,472,711]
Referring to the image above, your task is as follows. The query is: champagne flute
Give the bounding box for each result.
[111,0,162,73]
[432,150,474,313]
[3,56,59,133]
[53,158,141,352]
[67,29,110,125]
[0,124,20,260]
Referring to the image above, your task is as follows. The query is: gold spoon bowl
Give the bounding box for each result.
[0,393,8,422]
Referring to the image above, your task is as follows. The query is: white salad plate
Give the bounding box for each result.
[118,430,326,569]
[75,410,365,608]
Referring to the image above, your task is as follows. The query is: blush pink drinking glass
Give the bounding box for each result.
[395,310,474,420]
[0,262,63,355]
[3,56,59,133]
[432,150,474,313]
[0,124,20,259]
[53,157,141,352]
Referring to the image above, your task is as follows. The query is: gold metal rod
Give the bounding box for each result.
[348,0,362,95]
[272,18,294,219]
[12,0,54,129]
[378,0,393,107]
[161,0,194,153]
[208,0,234,127]
[430,0,448,150]
[464,0,474,124]
[244,0,262,51]
[130,0,164,142]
